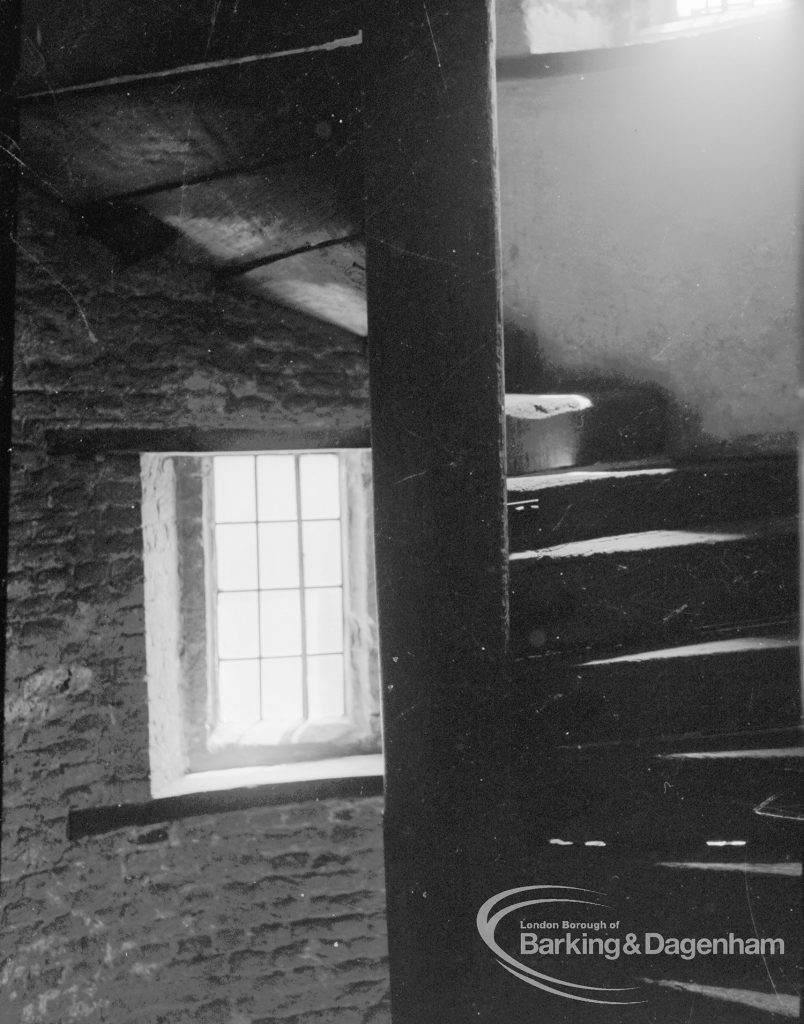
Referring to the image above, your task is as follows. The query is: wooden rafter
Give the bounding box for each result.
[17,0,362,94]
[19,48,361,203]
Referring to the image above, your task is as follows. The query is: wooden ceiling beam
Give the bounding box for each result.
[17,20,367,337]
[19,48,361,204]
[213,233,363,279]
[241,239,366,336]
[17,0,361,94]
[134,152,363,269]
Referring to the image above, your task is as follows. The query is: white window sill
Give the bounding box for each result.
[155,753,385,798]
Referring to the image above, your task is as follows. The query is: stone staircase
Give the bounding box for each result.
[502,393,801,1019]
[505,447,800,813]
[505,395,800,746]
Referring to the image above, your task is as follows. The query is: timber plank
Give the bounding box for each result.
[508,456,798,552]
[18,0,361,94]
[19,48,361,203]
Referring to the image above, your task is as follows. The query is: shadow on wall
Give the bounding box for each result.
[504,319,699,461]
[498,10,800,458]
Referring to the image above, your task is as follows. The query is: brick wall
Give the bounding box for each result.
[2,193,389,1024]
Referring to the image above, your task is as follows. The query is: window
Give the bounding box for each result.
[675,0,783,16]
[141,450,381,797]
[658,0,788,36]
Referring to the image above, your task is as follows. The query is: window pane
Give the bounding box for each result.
[213,456,256,522]
[261,657,304,728]
[217,591,260,659]
[256,454,297,521]
[215,523,258,591]
[302,521,342,587]
[305,588,343,654]
[299,453,340,520]
[258,522,300,589]
[307,654,345,719]
[260,589,302,657]
[218,659,261,723]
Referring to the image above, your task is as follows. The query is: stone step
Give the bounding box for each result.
[509,518,798,658]
[479,729,802,851]
[511,634,800,750]
[505,390,666,475]
[507,455,797,552]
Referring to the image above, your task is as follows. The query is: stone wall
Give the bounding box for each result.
[2,193,388,1024]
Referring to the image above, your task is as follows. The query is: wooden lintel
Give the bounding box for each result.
[45,426,371,456]
[68,773,383,841]
[364,4,507,1022]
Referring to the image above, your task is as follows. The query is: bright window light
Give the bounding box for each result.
[676,0,785,16]
[211,453,346,735]
[143,448,381,795]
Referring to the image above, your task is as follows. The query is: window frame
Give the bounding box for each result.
[141,448,381,797]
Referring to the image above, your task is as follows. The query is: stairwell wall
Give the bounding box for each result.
[498,12,800,456]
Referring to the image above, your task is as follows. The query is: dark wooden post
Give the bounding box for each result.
[364,5,508,1021]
